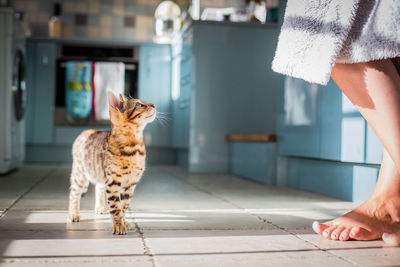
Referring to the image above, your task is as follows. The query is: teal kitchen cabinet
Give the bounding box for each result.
[25,39,57,144]
[278,77,382,201]
[278,76,383,164]
[138,44,173,147]
[277,77,321,158]
[171,29,192,151]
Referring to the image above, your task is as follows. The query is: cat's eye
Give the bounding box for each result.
[137,103,145,108]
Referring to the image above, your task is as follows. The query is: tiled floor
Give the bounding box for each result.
[0,164,399,267]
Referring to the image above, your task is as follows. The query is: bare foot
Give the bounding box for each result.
[312,194,400,241]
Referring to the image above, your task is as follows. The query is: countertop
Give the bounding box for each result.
[28,20,279,46]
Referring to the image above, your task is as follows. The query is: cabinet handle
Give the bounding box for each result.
[178,103,188,109]
[41,56,49,65]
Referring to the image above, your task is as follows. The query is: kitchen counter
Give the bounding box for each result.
[27,37,168,47]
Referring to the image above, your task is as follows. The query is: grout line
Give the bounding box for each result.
[293,234,361,267]
[0,167,57,220]
[0,245,388,261]
[133,217,157,267]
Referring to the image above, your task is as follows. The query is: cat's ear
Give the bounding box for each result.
[119,94,125,102]
[108,92,121,111]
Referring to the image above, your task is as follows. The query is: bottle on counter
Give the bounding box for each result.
[48,3,62,37]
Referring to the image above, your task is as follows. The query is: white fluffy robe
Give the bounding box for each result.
[272,0,400,85]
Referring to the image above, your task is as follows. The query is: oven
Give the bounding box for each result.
[55,43,139,125]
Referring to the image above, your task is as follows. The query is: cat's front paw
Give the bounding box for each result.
[112,223,127,235]
[94,206,108,214]
[67,213,80,222]
[123,220,131,230]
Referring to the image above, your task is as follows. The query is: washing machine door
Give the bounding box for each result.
[12,49,25,121]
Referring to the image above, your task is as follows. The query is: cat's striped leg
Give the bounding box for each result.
[95,184,108,214]
[120,182,137,229]
[68,167,89,222]
[105,178,126,235]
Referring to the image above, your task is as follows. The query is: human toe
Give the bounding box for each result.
[383,232,400,246]
[331,227,345,240]
[312,221,331,235]
[322,225,338,239]
[339,228,351,241]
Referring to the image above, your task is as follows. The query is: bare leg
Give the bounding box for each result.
[312,58,400,242]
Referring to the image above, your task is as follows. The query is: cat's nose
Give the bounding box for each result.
[149,104,155,108]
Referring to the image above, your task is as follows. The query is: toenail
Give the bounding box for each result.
[340,235,344,240]
[350,232,354,237]
[383,232,390,239]
[332,234,337,238]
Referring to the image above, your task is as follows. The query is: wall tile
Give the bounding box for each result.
[124,0,136,15]
[88,0,100,14]
[76,1,89,13]
[99,26,112,39]
[136,0,161,6]
[112,15,123,29]
[75,14,88,26]
[135,15,153,41]
[111,27,123,39]
[88,14,100,26]
[124,15,135,28]
[62,13,74,26]
[62,25,75,37]
[75,26,87,37]
[123,28,136,40]
[36,12,50,24]
[100,0,112,14]
[38,1,52,13]
[63,1,78,13]
[201,0,226,7]
[112,0,124,15]
[87,25,101,38]
[30,23,47,37]
[99,14,112,27]
[13,0,196,40]
[134,4,155,16]
[14,0,28,12]
[25,0,38,11]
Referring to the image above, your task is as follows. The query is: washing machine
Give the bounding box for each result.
[0,7,26,174]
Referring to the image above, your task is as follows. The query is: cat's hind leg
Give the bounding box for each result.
[94,184,108,214]
[68,166,89,222]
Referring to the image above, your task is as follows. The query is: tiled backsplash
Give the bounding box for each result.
[13,0,241,41]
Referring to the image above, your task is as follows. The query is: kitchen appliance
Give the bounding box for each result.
[55,44,139,125]
[0,7,26,174]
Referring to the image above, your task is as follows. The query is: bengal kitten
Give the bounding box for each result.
[68,92,156,235]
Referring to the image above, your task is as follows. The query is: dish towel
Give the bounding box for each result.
[65,61,93,122]
[93,62,125,121]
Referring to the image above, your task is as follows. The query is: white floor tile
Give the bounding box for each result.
[154,251,354,267]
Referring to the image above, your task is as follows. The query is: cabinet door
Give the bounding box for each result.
[172,99,190,148]
[278,77,321,158]
[138,45,172,147]
[26,40,56,144]
[319,80,366,163]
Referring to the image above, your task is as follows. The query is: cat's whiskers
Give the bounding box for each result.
[154,111,171,127]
